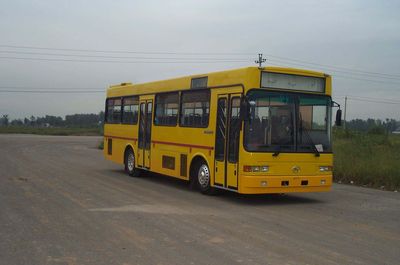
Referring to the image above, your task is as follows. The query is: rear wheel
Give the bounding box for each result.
[193,161,216,195]
[124,148,140,177]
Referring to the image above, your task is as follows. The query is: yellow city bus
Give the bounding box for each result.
[103,66,341,194]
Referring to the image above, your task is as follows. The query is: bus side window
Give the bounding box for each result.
[154,92,179,126]
[105,99,114,123]
[122,96,139,124]
[106,98,122,123]
[180,90,210,128]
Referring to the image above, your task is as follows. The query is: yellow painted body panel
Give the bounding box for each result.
[104,66,334,194]
[107,66,331,98]
[214,160,225,185]
[238,152,332,193]
[103,124,138,165]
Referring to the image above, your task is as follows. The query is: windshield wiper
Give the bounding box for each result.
[255,144,281,156]
[272,145,293,156]
[299,114,320,157]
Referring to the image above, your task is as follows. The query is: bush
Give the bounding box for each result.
[0,126,102,136]
[368,126,386,135]
[333,131,400,190]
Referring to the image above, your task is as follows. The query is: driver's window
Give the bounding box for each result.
[270,106,294,146]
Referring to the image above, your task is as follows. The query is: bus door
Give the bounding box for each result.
[138,98,153,168]
[214,93,242,190]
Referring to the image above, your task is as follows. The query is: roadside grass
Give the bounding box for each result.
[1,125,398,190]
[0,126,102,136]
[333,130,400,191]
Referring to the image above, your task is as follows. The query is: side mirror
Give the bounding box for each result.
[335,109,342,126]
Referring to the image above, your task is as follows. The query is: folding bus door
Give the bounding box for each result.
[214,93,242,190]
[138,99,153,168]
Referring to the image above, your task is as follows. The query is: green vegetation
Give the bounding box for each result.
[0,113,104,128]
[1,113,399,190]
[0,126,102,136]
[333,129,400,191]
[345,118,398,133]
[0,112,104,136]
[98,140,104,150]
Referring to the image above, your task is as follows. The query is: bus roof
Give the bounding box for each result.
[106,66,329,98]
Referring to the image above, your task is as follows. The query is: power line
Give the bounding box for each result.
[335,94,400,103]
[0,50,251,61]
[2,55,399,86]
[334,74,400,85]
[263,53,400,79]
[0,44,253,56]
[267,58,400,85]
[0,90,104,93]
[2,44,400,87]
[267,58,400,83]
[3,44,399,78]
[0,56,249,64]
[339,96,400,105]
[0,86,103,90]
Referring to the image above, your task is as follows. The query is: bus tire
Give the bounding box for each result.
[193,160,216,195]
[124,148,140,177]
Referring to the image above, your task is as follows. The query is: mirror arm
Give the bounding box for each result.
[332,101,341,109]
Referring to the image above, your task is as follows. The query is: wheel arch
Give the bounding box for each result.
[189,153,210,181]
[123,144,135,164]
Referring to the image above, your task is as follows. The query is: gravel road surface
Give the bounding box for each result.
[0,134,399,265]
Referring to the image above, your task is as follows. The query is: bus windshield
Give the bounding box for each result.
[244,90,332,153]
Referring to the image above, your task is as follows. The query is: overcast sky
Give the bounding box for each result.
[0,0,399,120]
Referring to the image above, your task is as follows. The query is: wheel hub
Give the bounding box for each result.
[127,153,134,171]
[198,164,210,188]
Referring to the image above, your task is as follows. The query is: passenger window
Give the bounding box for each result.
[154,93,179,126]
[180,90,210,127]
[122,96,139,124]
[106,98,122,123]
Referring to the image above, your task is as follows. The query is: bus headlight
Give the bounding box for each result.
[319,166,333,172]
[244,165,269,172]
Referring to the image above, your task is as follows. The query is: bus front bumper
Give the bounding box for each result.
[239,174,332,194]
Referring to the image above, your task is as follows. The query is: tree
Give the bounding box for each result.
[65,113,100,127]
[10,119,23,126]
[1,115,9,126]
[383,118,397,133]
[30,116,36,126]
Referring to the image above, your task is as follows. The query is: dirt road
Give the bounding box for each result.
[0,134,399,265]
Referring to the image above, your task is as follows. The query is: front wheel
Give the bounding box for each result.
[125,149,140,177]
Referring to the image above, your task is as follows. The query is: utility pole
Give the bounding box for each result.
[344,96,347,130]
[255,53,266,68]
